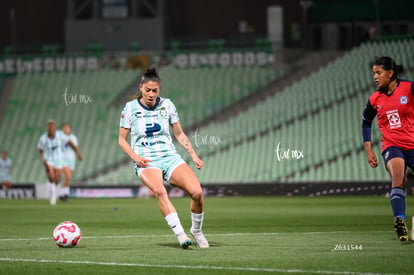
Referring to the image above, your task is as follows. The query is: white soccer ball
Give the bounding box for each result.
[53,221,82,248]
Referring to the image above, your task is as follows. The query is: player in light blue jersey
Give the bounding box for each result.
[119,68,209,249]
[0,151,12,191]
[38,120,64,205]
[60,123,83,202]
[38,120,80,205]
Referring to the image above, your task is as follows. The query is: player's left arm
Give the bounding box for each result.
[67,140,83,161]
[171,122,204,169]
[411,81,414,95]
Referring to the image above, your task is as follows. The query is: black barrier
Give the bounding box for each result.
[70,181,410,198]
[2,182,413,199]
[0,185,35,199]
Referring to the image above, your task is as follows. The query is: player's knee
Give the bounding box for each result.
[190,188,203,203]
[152,186,168,198]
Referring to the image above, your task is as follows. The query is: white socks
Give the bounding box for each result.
[165,212,185,236]
[191,212,204,233]
[165,212,205,236]
[49,183,56,205]
[59,186,70,197]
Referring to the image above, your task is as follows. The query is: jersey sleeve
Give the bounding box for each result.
[361,97,377,142]
[37,135,45,150]
[411,81,414,96]
[120,103,131,129]
[168,99,179,124]
[72,135,79,147]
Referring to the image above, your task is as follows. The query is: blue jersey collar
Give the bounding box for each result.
[137,96,161,110]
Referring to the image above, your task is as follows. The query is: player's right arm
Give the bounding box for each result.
[37,137,48,168]
[118,127,151,168]
[362,99,378,168]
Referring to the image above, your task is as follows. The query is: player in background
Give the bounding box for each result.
[60,123,83,202]
[118,68,209,249]
[38,120,64,205]
[0,151,12,191]
[362,56,414,242]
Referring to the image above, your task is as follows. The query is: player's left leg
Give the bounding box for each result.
[386,157,408,242]
[404,150,414,242]
[139,167,192,249]
[61,166,72,201]
[170,163,209,248]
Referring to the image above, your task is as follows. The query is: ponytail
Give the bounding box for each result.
[140,67,161,84]
[132,67,161,99]
[370,56,404,80]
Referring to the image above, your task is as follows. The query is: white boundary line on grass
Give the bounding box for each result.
[0,231,390,242]
[0,257,403,275]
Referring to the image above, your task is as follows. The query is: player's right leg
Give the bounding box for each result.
[139,168,192,249]
[45,164,57,205]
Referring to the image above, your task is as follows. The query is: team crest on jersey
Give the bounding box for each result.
[159,107,167,117]
[400,96,408,104]
[386,109,401,129]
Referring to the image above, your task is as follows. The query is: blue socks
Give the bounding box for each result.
[390,187,406,220]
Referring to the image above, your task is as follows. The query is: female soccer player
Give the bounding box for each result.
[38,120,64,205]
[118,68,209,249]
[0,151,12,191]
[60,123,83,202]
[362,56,414,242]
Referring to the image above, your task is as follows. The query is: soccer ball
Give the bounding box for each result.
[53,221,82,248]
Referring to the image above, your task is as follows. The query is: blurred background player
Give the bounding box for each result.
[0,151,12,191]
[60,123,83,202]
[362,56,414,242]
[38,120,64,205]
[118,68,209,249]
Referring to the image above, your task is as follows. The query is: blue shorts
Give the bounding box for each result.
[382,146,414,170]
[135,153,185,182]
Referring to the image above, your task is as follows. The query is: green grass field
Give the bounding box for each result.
[0,196,413,275]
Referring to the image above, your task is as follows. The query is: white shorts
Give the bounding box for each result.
[62,157,76,170]
[45,159,63,170]
[135,153,185,182]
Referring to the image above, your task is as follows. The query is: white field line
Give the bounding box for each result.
[0,231,390,242]
[0,257,404,275]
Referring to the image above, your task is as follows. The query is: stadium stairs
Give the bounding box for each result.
[91,50,343,184]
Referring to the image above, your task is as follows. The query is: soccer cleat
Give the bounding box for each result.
[59,195,68,202]
[394,217,408,242]
[177,233,192,249]
[190,228,209,248]
[50,196,56,206]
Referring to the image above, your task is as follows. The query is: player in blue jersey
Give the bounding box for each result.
[118,68,209,249]
[60,123,83,202]
[362,56,414,242]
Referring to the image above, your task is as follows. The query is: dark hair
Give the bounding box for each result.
[140,67,161,84]
[132,68,161,99]
[370,56,404,80]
